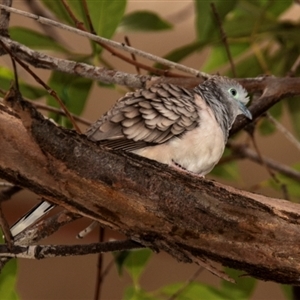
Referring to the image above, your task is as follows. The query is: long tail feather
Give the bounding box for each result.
[10,201,55,237]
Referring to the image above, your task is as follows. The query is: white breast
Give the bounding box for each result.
[133,95,226,176]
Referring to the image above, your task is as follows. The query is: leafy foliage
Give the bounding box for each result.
[119,11,172,32]
[46,71,93,127]
[195,0,238,42]
[0,67,47,99]
[113,249,152,288]
[10,27,70,53]
[0,233,18,300]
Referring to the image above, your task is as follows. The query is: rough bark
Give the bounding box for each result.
[1,94,300,285]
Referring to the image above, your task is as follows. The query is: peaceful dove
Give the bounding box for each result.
[10,75,252,237]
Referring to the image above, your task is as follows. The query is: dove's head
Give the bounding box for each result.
[219,76,252,120]
[198,75,252,121]
[195,76,252,138]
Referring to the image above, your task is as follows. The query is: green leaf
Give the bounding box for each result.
[281,285,293,300]
[10,27,69,53]
[42,0,126,42]
[161,282,231,300]
[20,85,48,100]
[286,96,300,139]
[0,236,19,300]
[119,11,172,32]
[234,55,263,77]
[47,71,92,127]
[202,43,249,73]
[195,0,237,42]
[258,119,275,136]
[66,0,126,54]
[221,268,256,300]
[87,0,126,39]
[242,0,293,18]
[222,13,276,39]
[210,149,239,181]
[123,286,156,300]
[122,249,152,286]
[0,67,47,100]
[211,161,239,181]
[276,23,300,50]
[112,250,131,275]
[0,261,19,300]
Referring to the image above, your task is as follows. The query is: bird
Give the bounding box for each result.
[10,75,252,237]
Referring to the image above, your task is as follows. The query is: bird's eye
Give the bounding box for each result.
[229,88,238,98]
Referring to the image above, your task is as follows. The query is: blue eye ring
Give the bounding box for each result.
[229,88,237,97]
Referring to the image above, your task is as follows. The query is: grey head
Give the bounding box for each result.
[194,75,252,141]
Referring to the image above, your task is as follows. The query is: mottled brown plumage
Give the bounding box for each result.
[86,84,199,151]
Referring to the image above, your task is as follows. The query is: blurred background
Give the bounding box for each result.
[1,0,300,299]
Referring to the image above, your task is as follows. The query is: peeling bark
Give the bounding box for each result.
[1,96,300,285]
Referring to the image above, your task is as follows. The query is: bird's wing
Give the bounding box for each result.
[86,83,200,151]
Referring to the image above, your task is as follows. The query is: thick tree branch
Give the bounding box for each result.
[1,95,300,285]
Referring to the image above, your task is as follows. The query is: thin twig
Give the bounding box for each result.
[0,4,209,78]
[289,55,300,76]
[0,203,12,249]
[0,239,143,259]
[0,39,81,133]
[100,258,115,281]
[61,0,85,30]
[77,221,98,239]
[211,3,236,77]
[9,46,20,91]
[81,0,97,34]
[251,42,270,74]
[2,94,91,126]
[167,267,204,300]
[30,101,91,126]
[94,227,105,300]
[266,112,300,152]
[81,0,96,34]
[0,0,10,55]
[125,36,140,74]
[250,134,289,199]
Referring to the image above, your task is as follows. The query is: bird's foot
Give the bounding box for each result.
[171,160,205,178]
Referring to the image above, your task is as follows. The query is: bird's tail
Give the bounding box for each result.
[10,201,55,237]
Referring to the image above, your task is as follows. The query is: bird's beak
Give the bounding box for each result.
[238,102,252,120]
